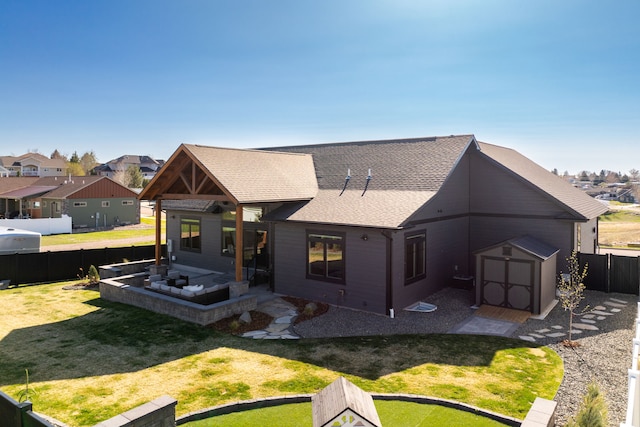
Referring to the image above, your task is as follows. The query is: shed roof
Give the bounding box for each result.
[478,142,608,220]
[475,235,559,261]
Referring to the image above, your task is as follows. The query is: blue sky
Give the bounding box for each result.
[1,0,638,174]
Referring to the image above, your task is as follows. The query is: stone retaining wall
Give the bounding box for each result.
[100,278,257,325]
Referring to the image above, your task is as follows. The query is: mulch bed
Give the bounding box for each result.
[62,282,100,290]
[208,310,274,335]
[280,296,329,325]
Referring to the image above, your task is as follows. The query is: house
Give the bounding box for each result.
[94,155,165,181]
[0,176,139,227]
[0,177,39,218]
[139,135,608,315]
[0,152,66,177]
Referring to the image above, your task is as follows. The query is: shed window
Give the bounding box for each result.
[101,201,110,208]
[307,232,345,283]
[122,200,134,206]
[73,202,87,207]
[180,218,201,252]
[405,232,426,284]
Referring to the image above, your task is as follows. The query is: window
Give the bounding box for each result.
[222,226,236,256]
[180,218,201,252]
[307,232,345,283]
[101,201,110,208]
[122,200,134,206]
[73,201,87,207]
[405,232,426,284]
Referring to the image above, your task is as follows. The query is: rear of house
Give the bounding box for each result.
[143,134,607,315]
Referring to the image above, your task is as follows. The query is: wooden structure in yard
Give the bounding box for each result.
[474,235,559,315]
[312,377,382,427]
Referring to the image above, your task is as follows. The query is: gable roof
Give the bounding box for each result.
[0,153,65,169]
[478,142,608,220]
[475,235,559,260]
[265,135,475,191]
[33,176,137,199]
[139,144,318,204]
[264,135,475,228]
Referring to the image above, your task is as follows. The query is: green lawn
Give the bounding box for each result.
[40,217,164,247]
[0,283,562,427]
[183,401,509,426]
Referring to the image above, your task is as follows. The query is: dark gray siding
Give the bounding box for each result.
[470,216,573,273]
[273,222,388,314]
[470,152,565,217]
[391,216,470,311]
[166,210,233,273]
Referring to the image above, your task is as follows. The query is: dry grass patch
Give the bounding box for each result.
[0,283,562,426]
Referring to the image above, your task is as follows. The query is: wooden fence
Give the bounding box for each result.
[578,252,640,295]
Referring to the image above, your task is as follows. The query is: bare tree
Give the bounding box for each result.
[557,251,590,346]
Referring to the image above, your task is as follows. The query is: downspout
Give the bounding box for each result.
[382,230,393,317]
[235,204,243,282]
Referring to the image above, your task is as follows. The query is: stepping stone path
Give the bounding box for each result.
[241,298,301,340]
[518,297,629,342]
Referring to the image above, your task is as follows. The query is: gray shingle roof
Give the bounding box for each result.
[478,142,608,220]
[264,135,475,191]
[264,189,437,229]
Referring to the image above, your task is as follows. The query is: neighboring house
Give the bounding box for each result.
[0,152,66,177]
[94,155,165,181]
[139,135,608,315]
[0,177,40,218]
[0,176,139,227]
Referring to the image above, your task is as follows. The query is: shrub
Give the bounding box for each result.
[565,381,608,427]
[87,265,100,284]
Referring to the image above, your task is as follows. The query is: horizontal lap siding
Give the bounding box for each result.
[470,216,572,273]
[166,211,230,273]
[273,223,388,314]
[392,217,470,311]
[470,153,565,217]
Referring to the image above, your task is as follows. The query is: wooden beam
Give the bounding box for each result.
[235,204,243,282]
[160,193,234,202]
[155,199,162,265]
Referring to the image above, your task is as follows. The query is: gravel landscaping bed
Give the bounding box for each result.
[293,288,638,426]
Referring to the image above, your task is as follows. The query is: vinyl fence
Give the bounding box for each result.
[578,252,640,295]
[0,245,164,285]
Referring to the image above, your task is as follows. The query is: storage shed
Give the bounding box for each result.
[474,235,559,315]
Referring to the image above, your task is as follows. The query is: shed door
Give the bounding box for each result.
[480,256,534,312]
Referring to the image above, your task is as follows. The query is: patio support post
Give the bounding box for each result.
[155,199,162,265]
[235,204,243,282]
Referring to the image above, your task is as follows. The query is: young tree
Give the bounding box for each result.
[557,251,589,346]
